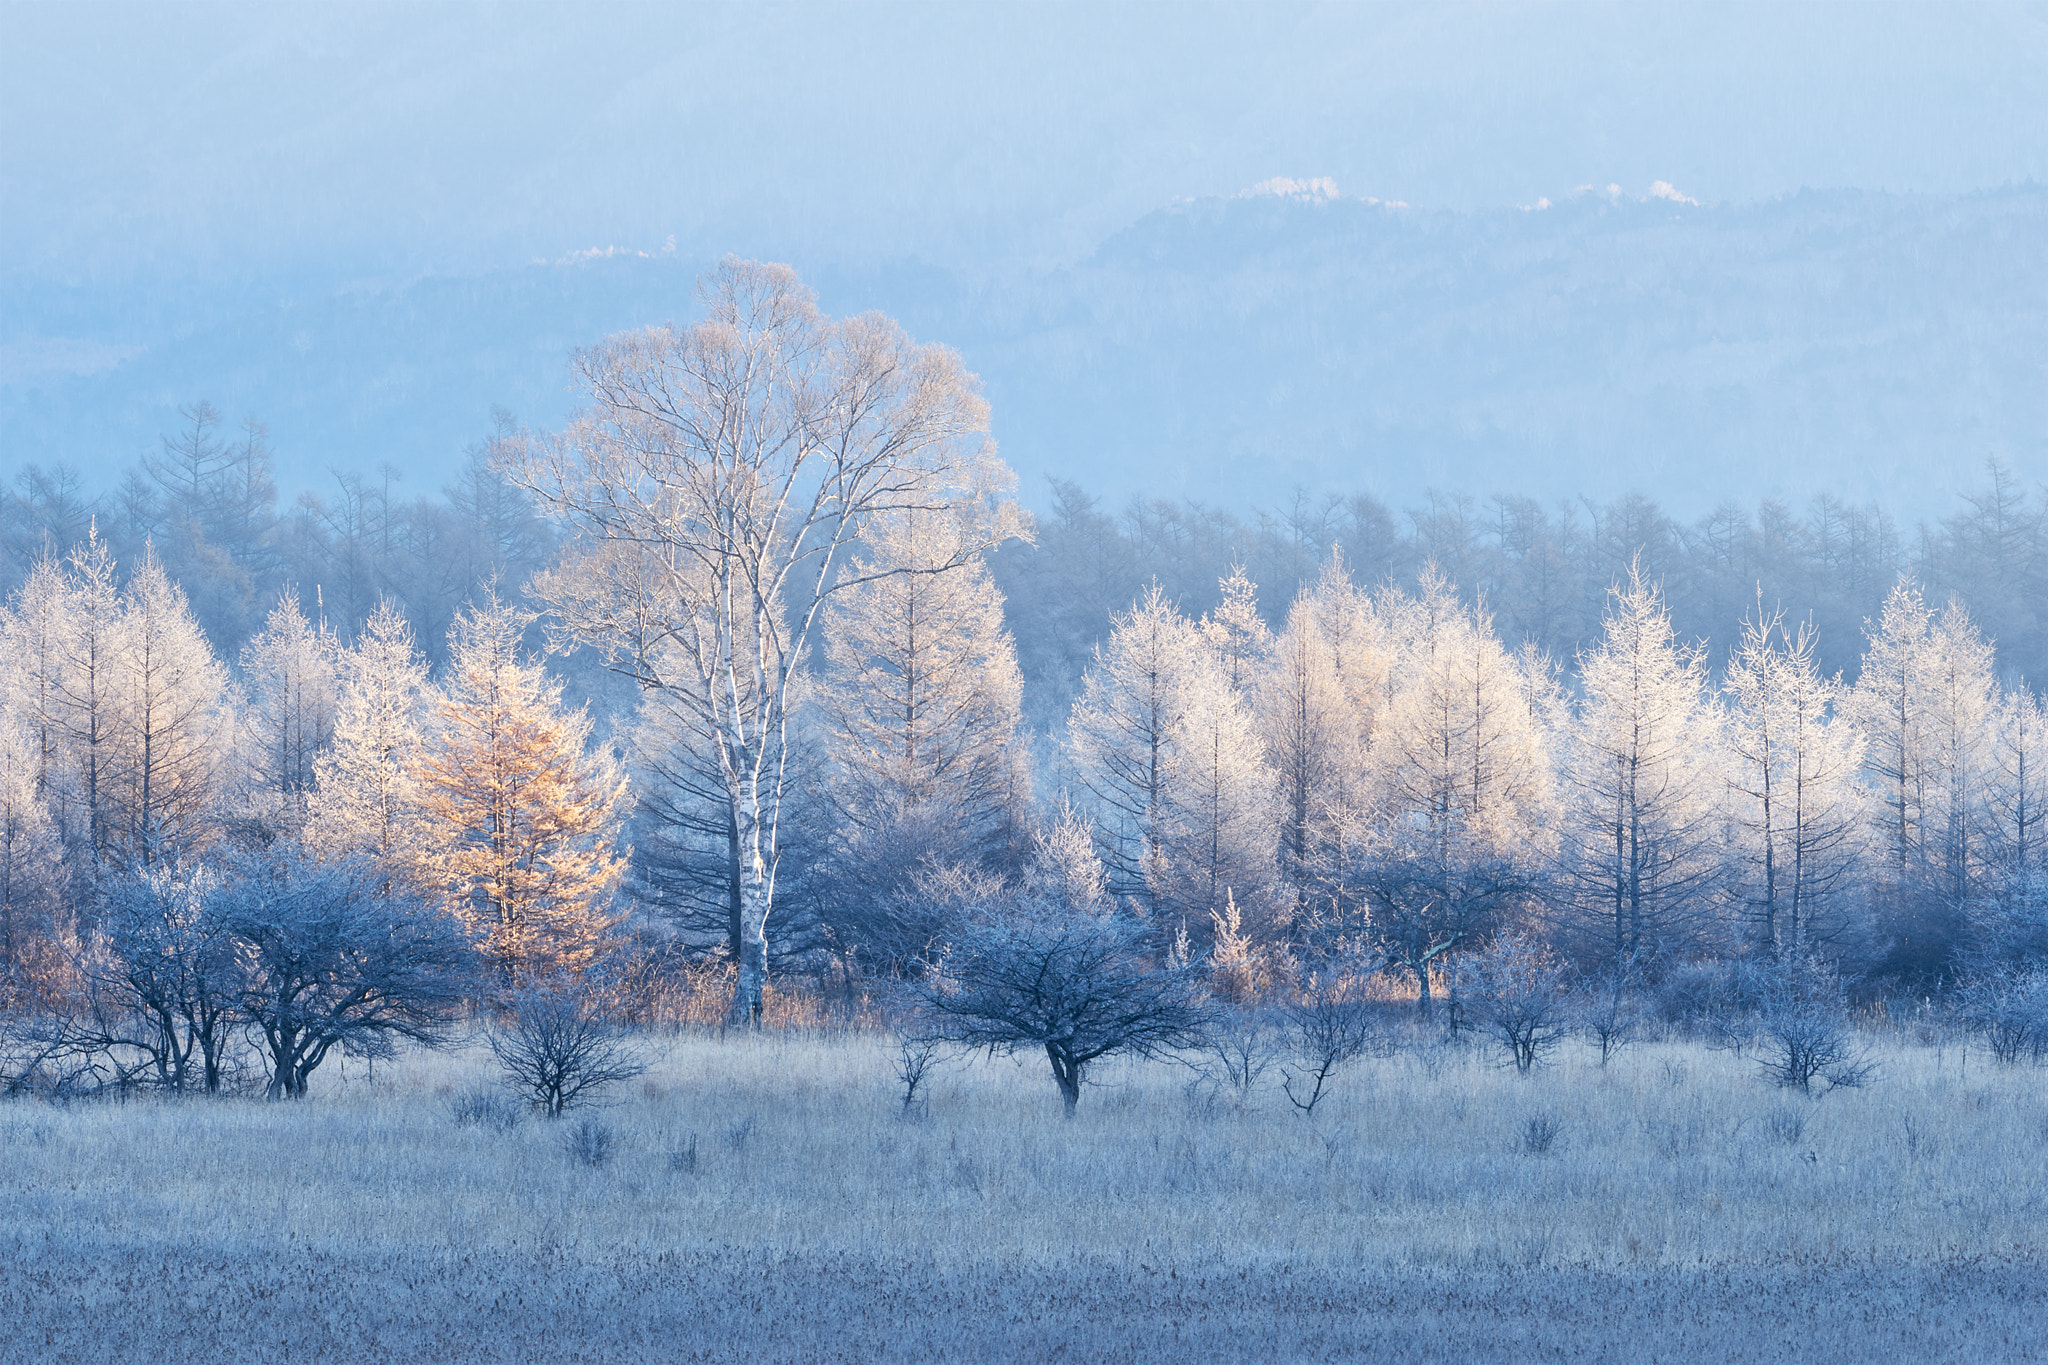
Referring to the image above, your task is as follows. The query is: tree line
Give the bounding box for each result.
[2,257,2044,1106]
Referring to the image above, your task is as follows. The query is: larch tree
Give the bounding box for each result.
[238,591,339,830]
[0,706,65,998]
[1849,582,1998,903]
[1154,636,1280,941]
[1985,684,2046,887]
[1848,581,1938,880]
[810,507,1032,965]
[1721,606,1868,960]
[1067,581,1199,908]
[1203,562,1272,694]
[816,506,1031,873]
[1977,682,2047,963]
[1551,563,1725,962]
[1920,599,1998,902]
[1256,552,1396,884]
[45,528,129,887]
[1325,571,1554,1011]
[414,594,626,985]
[502,257,1022,1025]
[114,547,230,869]
[0,554,70,807]
[308,599,432,870]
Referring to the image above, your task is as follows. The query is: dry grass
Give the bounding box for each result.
[1,1028,2042,1361]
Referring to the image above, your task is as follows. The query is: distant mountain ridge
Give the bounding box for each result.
[2,184,2041,515]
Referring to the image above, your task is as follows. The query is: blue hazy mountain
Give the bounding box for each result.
[3,183,2041,517]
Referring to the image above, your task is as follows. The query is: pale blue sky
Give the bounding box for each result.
[5,1,2043,305]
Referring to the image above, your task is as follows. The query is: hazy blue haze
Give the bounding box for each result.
[2,1,2043,509]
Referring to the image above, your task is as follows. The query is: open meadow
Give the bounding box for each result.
[1,1026,2043,1363]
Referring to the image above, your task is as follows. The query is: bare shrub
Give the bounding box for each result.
[1459,933,1571,1074]
[1195,1008,1284,1104]
[563,1116,615,1167]
[1749,961,1877,1095]
[892,1031,947,1115]
[1576,952,1651,1065]
[1520,1113,1564,1155]
[1759,1106,1807,1147]
[1956,966,2048,1065]
[488,985,647,1118]
[665,1132,699,1174]
[1280,981,1384,1115]
[448,1085,522,1131]
[922,908,1210,1116]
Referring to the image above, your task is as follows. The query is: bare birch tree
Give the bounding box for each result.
[502,258,1021,1023]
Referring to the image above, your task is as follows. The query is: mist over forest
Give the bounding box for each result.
[8,183,2042,519]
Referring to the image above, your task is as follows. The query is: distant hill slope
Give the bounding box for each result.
[4,185,2041,514]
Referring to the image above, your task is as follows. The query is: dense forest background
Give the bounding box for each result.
[5,411,2040,732]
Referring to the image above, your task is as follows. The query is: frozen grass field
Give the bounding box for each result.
[2,1029,2043,1362]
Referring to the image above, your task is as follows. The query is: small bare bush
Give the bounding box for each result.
[665,1132,699,1174]
[1459,933,1570,1074]
[1749,962,1876,1096]
[489,986,647,1118]
[892,1031,947,1115]
[1281,981,1384,1115]
[1956,966,2048,1066]
[1576,953,1651,1065]
[447,1085,522,1131]
[1520,1113,1564,1155]
[563,1116,615,1167]
[1759,1106,1807,1147]
[1196,1008,1284,1104]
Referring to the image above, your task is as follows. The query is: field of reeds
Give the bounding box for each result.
[1,1024,2043,1363]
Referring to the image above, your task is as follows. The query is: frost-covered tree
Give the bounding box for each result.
[504,257,1021,1024]
[1721,607,1868,959]
[816,508,1031,875]
[0,707,64,996]
[0,555,69,805]
[1068,582,1196,907]
[115,548,230,869]
[1985,685,2047,887]
[308,600,432,870]
[1203,562,1272,694]
[1976,683,2048,966]
[1551,564,1724,961]
[1155,639,1280,938]
[1256,552,1394,881]
[44,529,128,885]
[1070,578,1278,935]
[238,591,338,828]
[1848,579,1997,984]
[415,595,626,984]
[219,846,477,1100]
[1848,582,1997,898]
[1318,572,1554,1010]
